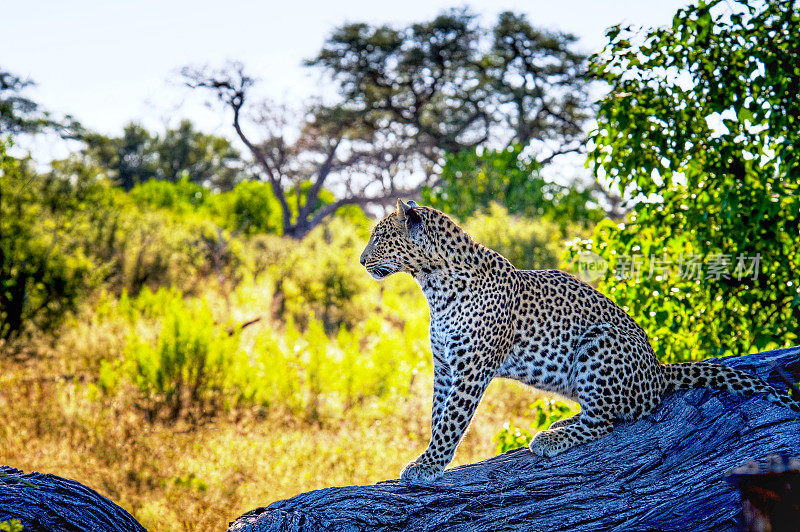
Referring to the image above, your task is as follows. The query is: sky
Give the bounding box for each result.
[4,0,691,149]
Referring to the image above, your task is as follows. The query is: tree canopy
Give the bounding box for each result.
[0,68,73,136]
[184,9,594,238]
[576,0,800,360]
[80,120,244,191]
[309,9,590,161]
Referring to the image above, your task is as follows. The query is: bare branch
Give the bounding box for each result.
[182,63,293,231]
[298,137,341,222]
[536,145,583,166]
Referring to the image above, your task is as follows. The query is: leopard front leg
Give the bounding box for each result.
[401,369,493,482]
[429,359,452,437]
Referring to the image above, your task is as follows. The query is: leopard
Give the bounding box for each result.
[359,199,800,482]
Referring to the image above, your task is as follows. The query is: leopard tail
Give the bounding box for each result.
[662,361,800,413]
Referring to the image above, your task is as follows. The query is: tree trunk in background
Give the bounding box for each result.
[228,347,800,532]
[728,456,800,532]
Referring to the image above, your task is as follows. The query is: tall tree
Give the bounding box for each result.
[184,9,593,239]
[309,10,489,157]
[82,124,158,190]
[575,0,800,360]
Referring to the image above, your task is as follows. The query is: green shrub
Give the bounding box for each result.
[239,311,428,421]
[209,180,283,235]
[94,279,430,424]
[1,153,251,321]
[269,217,373,331]
[114,286,185,322]
[0,144,97,340]
[464,203,574,271]
[123,294,246,421]
[129,178,210,214]
[83,200,248,296]
[0,519,23,532]
[493,398,579,453]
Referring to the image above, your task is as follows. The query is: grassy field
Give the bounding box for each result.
[1,339,539,531]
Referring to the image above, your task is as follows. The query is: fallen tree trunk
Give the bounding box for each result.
[229,346,800,532]
[0,467,146,532]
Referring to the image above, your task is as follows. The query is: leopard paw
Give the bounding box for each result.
[400,459,443,482]
[528,430,565,458]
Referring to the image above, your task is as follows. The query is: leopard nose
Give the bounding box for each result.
[359,254,367,266]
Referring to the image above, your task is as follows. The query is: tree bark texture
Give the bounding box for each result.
[0,467,145,532]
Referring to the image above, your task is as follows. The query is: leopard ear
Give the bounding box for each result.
[397,198,409,220]
[397,198,422,234]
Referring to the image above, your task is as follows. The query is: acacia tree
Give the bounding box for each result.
[184,9,593,239]
[575,0,800,360]
[310,10,591,165]
[488,12,590,153]
[182,63,421,239]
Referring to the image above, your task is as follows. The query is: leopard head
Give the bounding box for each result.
[359,199,446,280]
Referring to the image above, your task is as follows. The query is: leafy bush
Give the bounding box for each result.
[129,178,210,214]
[129,177,367,238]
[94,279,430,424]
[209,180,283,235]
[130,177,283,235]
[269,217,373,331]
[57,172,249,296]
[241,314,426,420]
[115,211,246,295]
[0,144,96,340]
[577,0,800,361]
[122,293,246,421]
[464,203,574,270]
[114,286,185,321]
[0,519,23,532]
[493,398,579,453]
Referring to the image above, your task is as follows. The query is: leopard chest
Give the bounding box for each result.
[427,295,468,366]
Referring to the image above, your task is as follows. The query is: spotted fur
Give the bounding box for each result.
[359,200,800,481]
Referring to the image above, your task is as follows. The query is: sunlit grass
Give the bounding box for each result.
[0,345,539,531]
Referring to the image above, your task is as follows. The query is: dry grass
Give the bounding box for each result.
[0,346,538,531]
